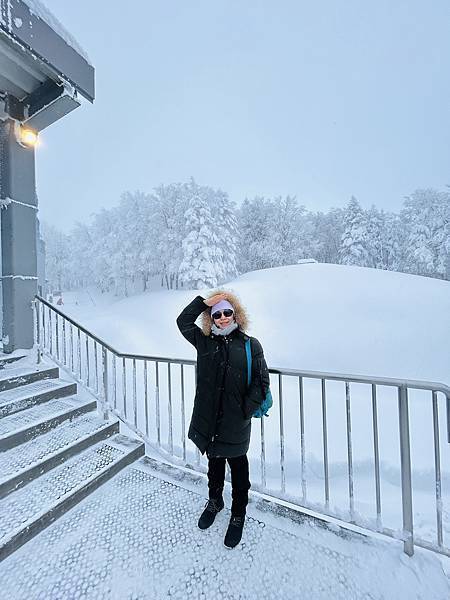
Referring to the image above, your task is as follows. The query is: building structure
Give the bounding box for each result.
[0,0,94,351]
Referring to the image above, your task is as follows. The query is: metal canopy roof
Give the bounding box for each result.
[0,0,94,131]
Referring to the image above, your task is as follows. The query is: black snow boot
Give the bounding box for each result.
[198,497,224,530]
[224,515,245,548]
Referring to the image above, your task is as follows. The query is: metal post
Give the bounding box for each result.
[49,309,53,355]
[94,340,99,394]
[279,374,286,494]
[62,318,66,366]
[299,376,306,502]
[42,303,46,354]
[85,335,90,388]
[113,354,117,411]
[446,394,450,444]
[168,362,173,455]
[144,360,149,438]
[133,358,137,428]
[321,378,330,507]
[371,384,382,525]
[55,313,59,361]
[34,299,42,364]
[155,361,161,447]
[47,306,50,350]
[398,386,414,556]
[432,391,443,547]
[70,324,74,375]
[77,328,81,381]
[101,346,109,420]
[181,364,186,462]
[260,415,266,489]
[345,381,354,519]
[122,357,127,420]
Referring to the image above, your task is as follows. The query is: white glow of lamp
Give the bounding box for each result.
[19,127,39,148]
[14,123,39,148]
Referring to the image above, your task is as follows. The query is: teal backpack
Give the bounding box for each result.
[245,338,273,418]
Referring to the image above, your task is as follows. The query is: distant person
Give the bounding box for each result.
[176,291,270,548]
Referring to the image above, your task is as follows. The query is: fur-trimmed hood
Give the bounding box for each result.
[200,289,249,336]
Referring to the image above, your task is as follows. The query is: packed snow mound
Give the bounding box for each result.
[62,263,450,384]
[21,0,91,63]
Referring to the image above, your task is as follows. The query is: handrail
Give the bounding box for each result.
[34,295,449,394]
[34,294,450,558]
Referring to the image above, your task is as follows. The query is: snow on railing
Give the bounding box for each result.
[33,295,450,558]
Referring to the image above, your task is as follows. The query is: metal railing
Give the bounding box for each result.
[33,295,450,557]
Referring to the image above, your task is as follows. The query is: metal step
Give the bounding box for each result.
[0,413,120,498]
[0,395,97,451]
[0,355,28,369]
[0,379,77,419]
[0,365,59,393]
[0,434,145,562]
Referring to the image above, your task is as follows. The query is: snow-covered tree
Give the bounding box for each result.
[90,208,121,293]
[381,212,401,271]
[340,197,370,266]
[116,191,157,294]
[42,181,449,299]
[67,222,94,289]
[271,196,307,265]
[237,197,277,272]
[400,188,450,278]
[151,182,189,290]
[211,188,239,282]
[178,182,221,289]
[40,222,71,291]
[364,206,401,271]
[308,208,345,264]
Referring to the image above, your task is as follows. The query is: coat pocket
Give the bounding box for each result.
[243,396,262,420]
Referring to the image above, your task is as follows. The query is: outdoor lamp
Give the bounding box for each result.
[16,124,39,148]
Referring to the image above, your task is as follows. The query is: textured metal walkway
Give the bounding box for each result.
[0,412,116,483]
[1,458,448,600]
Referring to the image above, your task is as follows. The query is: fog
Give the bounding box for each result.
[37,0,450,232]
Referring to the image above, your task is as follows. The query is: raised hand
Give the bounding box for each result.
[203,293,228,307]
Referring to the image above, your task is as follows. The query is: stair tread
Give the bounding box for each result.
[0,365,56,383]
[0,395,94,438]
[0,379,73,408]
[0,435,142,545]
[0,412,118,484]
[0,355,28,367]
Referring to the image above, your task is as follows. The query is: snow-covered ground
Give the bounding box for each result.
[53,263,450,550]
[59,263,449,383]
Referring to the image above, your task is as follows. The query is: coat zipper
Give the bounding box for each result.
[209,336,229,443]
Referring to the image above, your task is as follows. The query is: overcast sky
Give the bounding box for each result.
[37,0,449,232]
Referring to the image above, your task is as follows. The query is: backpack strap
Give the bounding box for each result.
[245,338,252,387]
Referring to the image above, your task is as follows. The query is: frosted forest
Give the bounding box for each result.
[42,179,450,294]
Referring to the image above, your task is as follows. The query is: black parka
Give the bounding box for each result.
[176,295,270,458]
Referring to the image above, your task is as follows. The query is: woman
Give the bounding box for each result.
[176,290,270,548]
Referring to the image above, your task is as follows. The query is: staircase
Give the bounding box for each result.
[0,352,145,562]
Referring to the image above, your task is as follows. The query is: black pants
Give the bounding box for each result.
[207,454,250,517]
